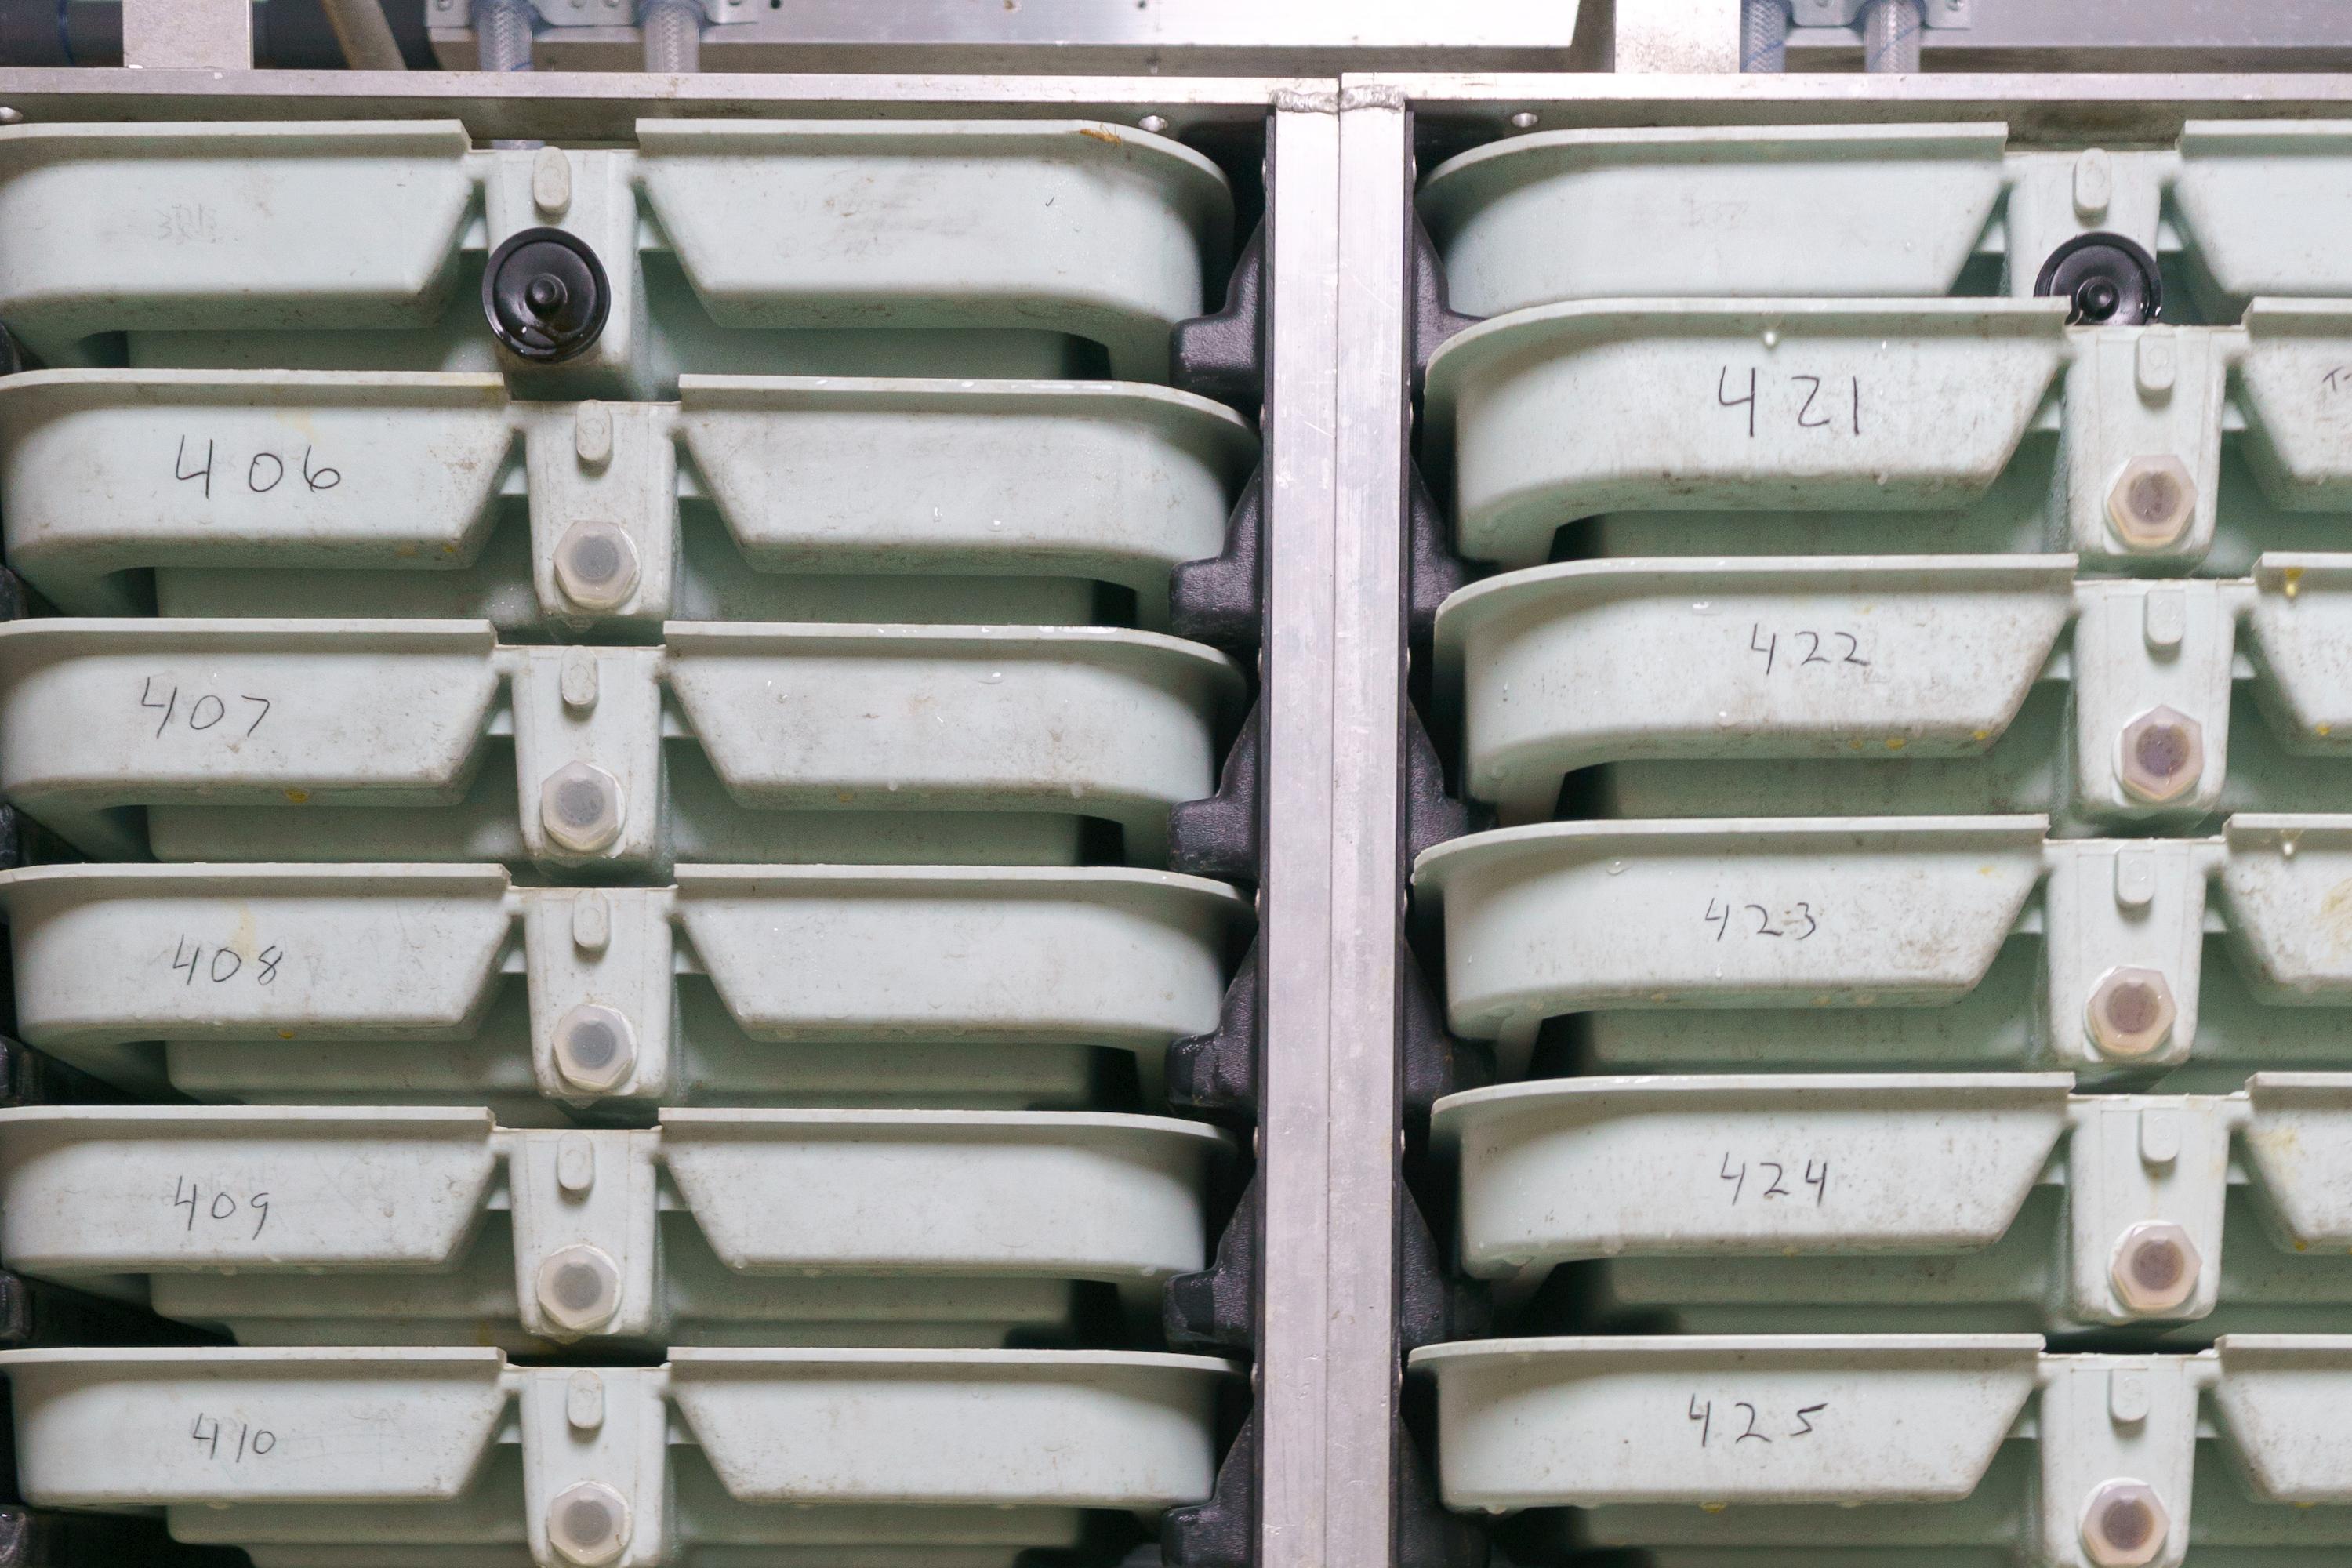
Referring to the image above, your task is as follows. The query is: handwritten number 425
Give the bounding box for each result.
[1690,1396,1828,1446]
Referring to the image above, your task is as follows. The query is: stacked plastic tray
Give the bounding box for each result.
[1405,121,2352,1568]
[0,115,1265,1568]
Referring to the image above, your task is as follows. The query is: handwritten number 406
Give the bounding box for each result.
[174,437,340,499]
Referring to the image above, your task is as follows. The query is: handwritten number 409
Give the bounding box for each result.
[173,1177,270,1240]
[173,436,340,499]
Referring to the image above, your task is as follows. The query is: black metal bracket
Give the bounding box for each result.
[1167,937,1259,1127]
[1405,706,1481,866]
[1397,1417,1490,1568]
[1172,223,1265,416]
[1164,1167,1256,1353]
[1162,1410,1257,1568]
[1171,699,1262,887]
[1402,943,1491,1132]
[1410,213,1482,393]
[1400,1183,1489,1356]
[1171,469,1265,653]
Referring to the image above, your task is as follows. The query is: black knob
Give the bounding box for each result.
[2034,231,2162,326]
[482,227,611,364]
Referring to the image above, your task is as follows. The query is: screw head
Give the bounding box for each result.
[1508,111,1540,129]
[537,1244,623,1335]
[553,519,641,611]
[547,1479,632,1565]
[553,1003,637,1092]
[2082,1478,2169,1567]
[540,762,625,855]
[2106,456,2196,550]
[2118,705,2204,804]
[1138,113,1171,134]
[2110,1220,2201,1314]
[2085,966,2177,1059]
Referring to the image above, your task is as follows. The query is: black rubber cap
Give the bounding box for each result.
[2034,231,2162,325]
[482,227,611,363]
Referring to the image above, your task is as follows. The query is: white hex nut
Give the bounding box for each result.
[537,1243,622,1334]
[2085,967,2177,1060]
[2081,1478,2169,1568]
[548,1479,631,1566]
[2118,706,2203,804]
[2111,1221,2201,1315]
[542,762,625,855]
[2106,456,2196,550]
[554,519,640,610]
[554,1003,637,1093]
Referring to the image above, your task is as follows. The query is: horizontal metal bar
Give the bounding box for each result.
[1359,71,2352,143]
[0,65,1301,136]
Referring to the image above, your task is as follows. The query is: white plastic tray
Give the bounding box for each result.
[0,1105,1229,1348]
[0,371,1254,629]
[0,619,1245,870]
[0,862,1247,1110]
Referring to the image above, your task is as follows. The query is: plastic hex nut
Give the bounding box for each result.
[2081,1478,2169,1568]
[2106,456,2196,550]
[541,762,626,855]
[548,1479,632,1566]
[2085,967,2177,1059]
[2109,1221,2201,1315]
[537,1244,623,1335]
[553,1003,637,1093]
[2118,706,2203,804]
[553,520,641,611]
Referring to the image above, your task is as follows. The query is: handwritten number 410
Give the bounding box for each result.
[191,1411,275,1461]
[1690,1396,1828,1446]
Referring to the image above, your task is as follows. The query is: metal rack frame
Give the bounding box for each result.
[12,47,2352,1568]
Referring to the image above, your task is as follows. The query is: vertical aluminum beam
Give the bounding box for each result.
[1328,78,1414,1566]
[120,0,252,67]
[1258,88,1359,1568]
